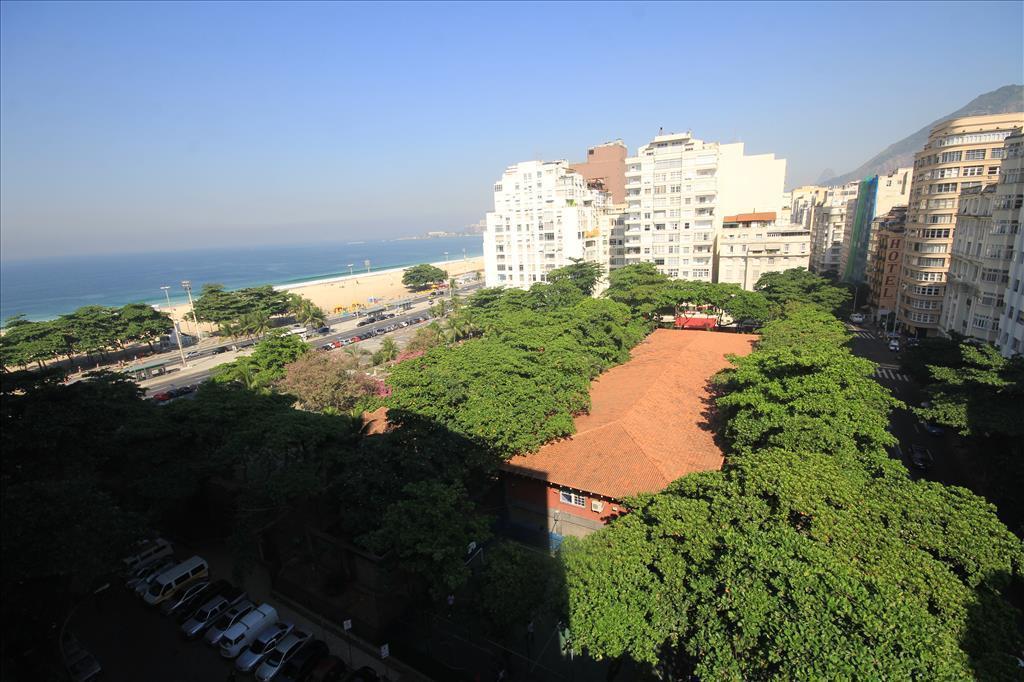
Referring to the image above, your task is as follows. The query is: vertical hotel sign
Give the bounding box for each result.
[882,235,903,307]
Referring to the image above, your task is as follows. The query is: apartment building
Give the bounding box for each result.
[790,185,829,231]
[570,140,628,204]
[839,168,912,283]
[897,113,1023,337]
[623,131,786,282]
[715,212,810,290]
[939,185,1006,342]
[483,160,605,289]
[996,131,1024,356]
[866,206,907,323]
[808,181,860,274]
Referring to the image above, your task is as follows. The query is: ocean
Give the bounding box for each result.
[0,236,484,322]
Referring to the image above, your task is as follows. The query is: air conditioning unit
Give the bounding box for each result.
[591,500,605,513]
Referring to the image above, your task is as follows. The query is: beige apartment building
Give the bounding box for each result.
[897,113,1023,336]
[809,182,860,274]
[790,185,829,231]
[866,206,907,323]
[624,131,786,282]
[715,212,811,290]
[997,131,1024,356]
[570,140,628,204]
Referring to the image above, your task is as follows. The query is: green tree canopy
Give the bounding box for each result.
[546,259,605,296]
[754,267,851,314]
[212,332,309,391]
[402,263,448,291]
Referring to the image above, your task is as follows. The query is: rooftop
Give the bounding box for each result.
[502,329,757,499]
[723,212,777,223]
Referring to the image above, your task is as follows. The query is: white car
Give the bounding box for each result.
[234,621,294,672]
[889,339,901,352]
[203,600,254,646]
[849,313,865,324]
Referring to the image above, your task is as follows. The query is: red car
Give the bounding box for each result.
[152,392,172,402]
[331,340,343,349]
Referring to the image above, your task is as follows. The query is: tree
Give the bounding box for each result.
[372,337,399,366]
[118,303,174,351]
[562,448,1024,679]
[276,351,379,412]
[0,316,62,369]
[474,541,563,636]
[213,332,308,391]
[288,295,326,329]
[546,259,605,296]
[402,264,448,291]
[754,267,850,314]
[603,263,677,321]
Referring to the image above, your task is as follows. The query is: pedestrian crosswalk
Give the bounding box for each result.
[874,367,910,382]
[852,330,878,340]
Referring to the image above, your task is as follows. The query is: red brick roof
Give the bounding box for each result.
[361,406,391,436]
[502,330,757,499]
[723,212,776,223]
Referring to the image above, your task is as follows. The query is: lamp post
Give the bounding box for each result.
[160,285,172,308]
[444,251,449,266]
[347,263,354,277]
[364,259,371,274]
[181,280,201,341]
[462,247,467,261]
[172,321,187,366]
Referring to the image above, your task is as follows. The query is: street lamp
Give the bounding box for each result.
[181,280,202,341]
[364,259,371,274]
[347,263,354,277]
[160,285,172,308]
[444,251,449,265]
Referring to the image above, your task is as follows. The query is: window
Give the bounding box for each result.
[928,214,952,224]
[940,151,963,163]
[931,183,958,194]
[965,149,986,160]
[962,166,984,177]
[559,490,585,507]
[991,148,1006,159]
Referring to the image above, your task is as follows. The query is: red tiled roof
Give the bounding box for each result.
[502,330,757,499]
[361,406,391,436]
[723,212,776,223]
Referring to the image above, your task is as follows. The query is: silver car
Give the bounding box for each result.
[203,600,254,646]
[181,592,246,639]
[128,557,176,595]
[234,621,293,672]
[254,630,310,681]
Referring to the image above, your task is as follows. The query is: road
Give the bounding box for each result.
[845,322,968,486]
[141,283,482,397]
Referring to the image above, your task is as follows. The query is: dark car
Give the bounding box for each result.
[343,666,381,682]
[175,580,237,623]
[278,639,329,682]
[909,444,933,470]
[316,326,330,334]
[152,391,173,403]
[213,346,228,354]
[307,655,348,682]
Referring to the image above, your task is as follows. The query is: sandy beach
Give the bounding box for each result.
[160,257,484,327]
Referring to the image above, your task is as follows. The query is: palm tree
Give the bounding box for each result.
[298,300,326,329]
[377,337,399,363]
[343,345,371,366]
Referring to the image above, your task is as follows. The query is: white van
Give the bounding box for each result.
[219,604,279,659]
[121,538,173,574]
[143,556,209,605]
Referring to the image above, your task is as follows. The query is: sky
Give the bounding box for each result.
[1,1,1022,260]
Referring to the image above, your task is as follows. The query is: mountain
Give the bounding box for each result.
[820,85,1024,187]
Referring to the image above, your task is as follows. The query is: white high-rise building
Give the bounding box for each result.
[622,131,786,282]
[996,131,1024,356]
[483,160,605,289]
[809,181,860,274]
[715,212,811,290]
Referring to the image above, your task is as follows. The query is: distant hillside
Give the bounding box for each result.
[821,85,1024,186]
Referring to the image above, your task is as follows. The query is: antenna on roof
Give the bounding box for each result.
[658,126,664,135]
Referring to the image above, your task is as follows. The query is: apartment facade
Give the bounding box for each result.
[483,160,605,289]
[809,181,860,274]
[715,212,811,290]
[790,185,829,231]
[866,206,907,322]
[570,140,628,204]
[939,185,1006,342]
[623,131,786,282]
[897,113,1023,337]
[996,131,1024,356]
[839,168,913,283]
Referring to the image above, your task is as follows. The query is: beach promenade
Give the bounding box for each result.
[159,256,483,328]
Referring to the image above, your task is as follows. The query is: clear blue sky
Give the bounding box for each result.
[2,1,1022,259]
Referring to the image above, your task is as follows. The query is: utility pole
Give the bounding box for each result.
[364,259,371,274]
[160,285,172,308]
[347,263,354,277]
[181,280,202,341]
[172,321,187,366]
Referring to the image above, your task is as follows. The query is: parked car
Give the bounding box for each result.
[235,621,294,673]
[909,444,933,470]
[181,587,247,638]
[63,631,102,682]
[173,580,234,622]
[278,639,329,682]
[152,391,173,403]
[160,579,212,616]
[906,337,920,348]
[255,630,311,681]
[307,655,348,682]
[316,326,331,334]
[220,603,279,659]
[144,555,209,605]
[343,667,381,682]
[888,339,901,352]
[849,313,865,324]
[125,556,176,591]
[185,350,201,359]
[121,538,173,575]
[204,600,255,646]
